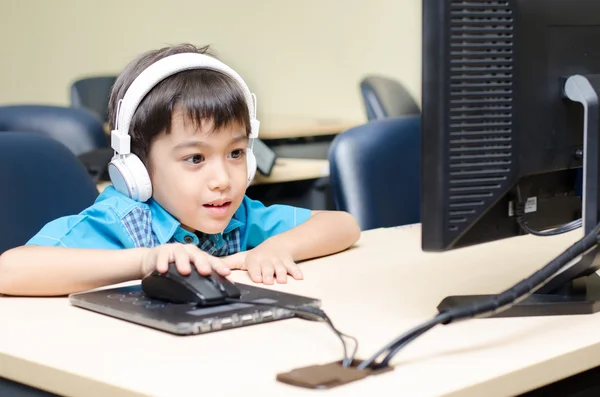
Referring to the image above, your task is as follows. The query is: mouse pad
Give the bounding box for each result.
[68,283,321,335]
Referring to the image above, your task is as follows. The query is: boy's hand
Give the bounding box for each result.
[139,243,231,278]
[222,242,303,285]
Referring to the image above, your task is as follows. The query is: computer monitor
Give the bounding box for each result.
[421,0,600,317]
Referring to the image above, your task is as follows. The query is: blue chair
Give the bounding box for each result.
[328,116,421,230]
[0,132,98,254]
[70,76,117,123]
[0,105,108,157]
[360,75,420,121]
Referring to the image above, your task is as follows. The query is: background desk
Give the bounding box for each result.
[258,116,358,140]
[260,117,358,161]
[3,225,598,397]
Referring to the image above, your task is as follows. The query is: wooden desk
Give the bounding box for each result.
[253,116,359,140]
[2,225,599,397]
[96,158,329,193]
[252,158,329,184]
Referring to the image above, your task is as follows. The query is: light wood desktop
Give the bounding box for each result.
[258,116,359,140]
[95,158,329,193]
[2,225,600,396]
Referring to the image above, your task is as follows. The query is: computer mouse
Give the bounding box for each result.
[141,263,241,306]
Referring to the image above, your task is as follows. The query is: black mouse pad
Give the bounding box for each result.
[68,283,321,335]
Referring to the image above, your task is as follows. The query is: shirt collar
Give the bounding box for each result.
[147,198,243,245]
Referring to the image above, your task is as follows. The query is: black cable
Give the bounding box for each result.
[376,327,434,369]
[515,185,582,236]
[224,297,358,367]
[518,217,582,236]
[357,221,600,370]
[356,313,450,370]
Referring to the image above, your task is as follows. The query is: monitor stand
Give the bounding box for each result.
[438,273,600,317]
[437,74,600,318]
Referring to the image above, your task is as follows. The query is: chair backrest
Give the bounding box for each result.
[0,132,99,253]
[0,105,108,157]
[70,76,117,123]
[360,75,420,121]
[328,116,421,230]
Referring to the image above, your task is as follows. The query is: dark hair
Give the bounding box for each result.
[108,43,251,165]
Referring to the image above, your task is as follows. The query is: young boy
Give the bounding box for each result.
[0,44,360,297]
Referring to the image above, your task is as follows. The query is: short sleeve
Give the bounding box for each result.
[237,196,312,249]
[26,203,135,250]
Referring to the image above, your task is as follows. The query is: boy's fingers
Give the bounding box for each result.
[173,245,192,275]
[182,245,210,275]
[221,252,246,270]
[285,260,303,280]
[155,246,171,273]
[273,259,288,284]
[207,256,231,277]
[261,262,275,285]
[246,260,263,283]
[189,251,212,276]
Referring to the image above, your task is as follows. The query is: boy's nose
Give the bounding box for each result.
[208,162,230,190]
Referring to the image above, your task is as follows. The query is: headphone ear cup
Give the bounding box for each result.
[246,148,257,187]
[108,154,153,202]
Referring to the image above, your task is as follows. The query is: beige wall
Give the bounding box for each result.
[0,0,421,123]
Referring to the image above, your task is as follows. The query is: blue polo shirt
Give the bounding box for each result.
[26,186,312,256]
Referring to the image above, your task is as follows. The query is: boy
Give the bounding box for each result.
[0,44,360,296]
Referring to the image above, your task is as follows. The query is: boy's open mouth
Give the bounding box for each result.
[203,201,232,216]
[203,202,231,208]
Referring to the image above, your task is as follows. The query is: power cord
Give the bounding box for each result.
[515,185,582,236]
[517,216,582,236]
[356,221,600,370]
[232,198,589,371]
[224,298,358,367]
[356,313,450,370]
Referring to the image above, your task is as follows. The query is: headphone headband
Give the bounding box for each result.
[111,53,259,155]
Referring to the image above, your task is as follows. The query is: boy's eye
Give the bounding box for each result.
[184,154,204,164]
[230,149,245,159]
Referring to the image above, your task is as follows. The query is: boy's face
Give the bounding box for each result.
[148,110,249,234]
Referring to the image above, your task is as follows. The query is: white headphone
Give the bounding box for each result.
[108,52,260,202]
